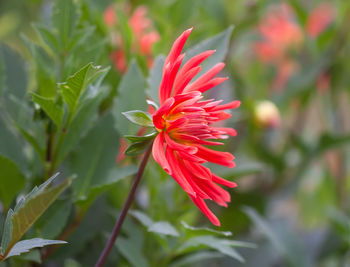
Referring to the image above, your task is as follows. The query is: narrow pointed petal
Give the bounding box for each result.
[164,28,193,68]
[183,63,226,92]
[212,174,238,188]
[195,145,236,167]
[152,133,171,174]
[189,195,221,226]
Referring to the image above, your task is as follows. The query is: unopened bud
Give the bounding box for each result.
[254,101,281,128]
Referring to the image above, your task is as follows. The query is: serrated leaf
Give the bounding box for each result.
[59,63,108,121]
[146,55,165,104]
[184,26,233,75]
[0,155,26,209]
[52,0,79,52]
[0,174,71,259]
[124,132,157,143]
[122,110,153,127]
[181,221,232,237]
[56,88,108,165]
[113,60,147,136]
[31,93,63,127]
[177,235,246,263]
[5,238,66,259]
[148,222,179,237]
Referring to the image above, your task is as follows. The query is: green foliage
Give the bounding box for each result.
[113,60,147,136]
[0,174,71,260]
[52,0,79,53]
[0,155,26,209]
[31,93,63,127]
[5,238,66,259]
[59,62,109,125]
[122,110,153,128]
[1,0,350,266]
[185,26,234,74]
[68,113,119,201]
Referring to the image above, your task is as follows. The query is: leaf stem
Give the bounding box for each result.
[95,144,153,267]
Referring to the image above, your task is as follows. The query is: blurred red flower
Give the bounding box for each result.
[151,28,239,226]
[306,3,335,38]
[104,5,159,73]
[254,4,303,91]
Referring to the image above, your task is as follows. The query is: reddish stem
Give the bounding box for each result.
[95,145,152,267]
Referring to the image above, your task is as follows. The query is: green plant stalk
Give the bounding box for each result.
[95,144,153,267]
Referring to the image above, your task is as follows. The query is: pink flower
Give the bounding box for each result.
[254,4,303,63]
[104,5,116,27]
[306,3,335,38]
[254,4,302,90]
[110,50,127,73]
[105,5,159,72]
[151,28,240,226]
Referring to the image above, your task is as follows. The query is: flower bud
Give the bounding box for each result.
[254,100,281,128]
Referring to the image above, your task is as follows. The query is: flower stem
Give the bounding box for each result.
[95,145,153,267]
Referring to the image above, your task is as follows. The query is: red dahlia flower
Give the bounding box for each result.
[151,28,240,226]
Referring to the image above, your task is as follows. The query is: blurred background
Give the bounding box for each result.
[0,0,349,266]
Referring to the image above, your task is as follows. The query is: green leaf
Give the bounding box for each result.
[0,53,4,97]
[130,210,179,237]
[146,55,165,104]
[0,155,26,209]
[122,110,153,127]
[52,0,79,52]
[181,221,232,237]
[57,88,108,164]
[148,222,179,237]
[113,60,147,136]
[177,235,247,263]
[0,44,27,100]
[5,238,66,259]
[68,113,120,201]
[185,26,234,75]
[0,173,71,259]
[59,63,109,122]
[124,132,157,143]
[243,207,307,267]
[33,23,59,54]
[21,35,56,98]
[15,125,45,162]
[129,210,153,228]
[31,93,63,127]
[17,249,41,263]
[76,166,137,209]
[169,251,223,267]
[0,116,27,172]
[35,199,72,239]
[125,141,152,156]
[115,219,148,267]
